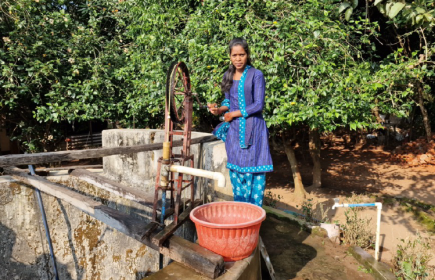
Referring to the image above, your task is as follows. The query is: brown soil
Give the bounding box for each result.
[265,138,435,278]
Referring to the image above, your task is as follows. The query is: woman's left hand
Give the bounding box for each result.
[224,112,234,122]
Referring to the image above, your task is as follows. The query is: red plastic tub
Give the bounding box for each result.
[190,201,266,261]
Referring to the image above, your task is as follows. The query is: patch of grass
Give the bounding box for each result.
[358,265,373,274]
[381,195,397,206]
[413,211,435,233]
[382,195,435,234]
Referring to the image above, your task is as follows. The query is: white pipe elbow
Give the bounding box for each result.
[213,172,226,188]
[169,165,226,188]
[332,203,343,210]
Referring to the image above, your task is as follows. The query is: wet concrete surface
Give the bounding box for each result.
[260,216,375,280]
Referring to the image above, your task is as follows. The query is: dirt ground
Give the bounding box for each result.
[265,137,435,276]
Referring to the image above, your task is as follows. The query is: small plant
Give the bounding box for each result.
[341,208,374,249]
[340,192,377,249]
[296,199,332,224]
[393,232,434,280]
[297,198,314,223]
[264,191,282,208]
[316,202,331,224]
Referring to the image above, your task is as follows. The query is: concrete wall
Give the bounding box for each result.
[0,174,162,280]
[102,129,233,202]
[0,129,232,280]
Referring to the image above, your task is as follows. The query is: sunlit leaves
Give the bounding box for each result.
[388,2,406,18]
[1,0,425,152]
[341,0,435,26]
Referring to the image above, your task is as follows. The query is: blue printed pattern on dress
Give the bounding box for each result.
[227,163,273,173]
[213,122,230,142]
[237,65,251,149]
[212,99,231,142]
[230,170,266,207]
[221,98,230,109]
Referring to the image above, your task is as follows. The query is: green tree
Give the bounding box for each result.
[340,0,435,143]
[0,0,170,151]
[179,0,413,199]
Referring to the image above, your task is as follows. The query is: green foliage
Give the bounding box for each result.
[297,198,315,223]
[0,0,168,150]
[0,0,423,152]
[377,0,435,25]
[340,0,435,25]
[394,232,434,280]
[338,0,435,143]
[183,0,407,133]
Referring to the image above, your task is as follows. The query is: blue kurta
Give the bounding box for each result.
[224,69,273,173]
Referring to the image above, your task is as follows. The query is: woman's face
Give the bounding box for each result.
[230,45,248,71]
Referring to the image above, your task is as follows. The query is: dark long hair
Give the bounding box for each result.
[221,38,253,93]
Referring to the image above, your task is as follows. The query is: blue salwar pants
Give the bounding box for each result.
[229,170,266,207]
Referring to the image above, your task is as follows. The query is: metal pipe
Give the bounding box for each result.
[332,198,382,261]
[160,192,166,225]
[160,142,171,225]
[28,165,60,280]
[168,165,226,188]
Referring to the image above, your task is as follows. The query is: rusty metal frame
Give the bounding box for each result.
[150,62,197,245]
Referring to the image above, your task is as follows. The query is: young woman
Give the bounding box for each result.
[208,38,273,207]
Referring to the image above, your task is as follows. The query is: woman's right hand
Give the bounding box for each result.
[207,103,219,115]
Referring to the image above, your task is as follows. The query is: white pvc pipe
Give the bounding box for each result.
[332,201,382,261]
[169,165,226,188]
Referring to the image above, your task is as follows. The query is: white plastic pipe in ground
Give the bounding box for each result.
[332,199,382,261]
[169,165,226,188]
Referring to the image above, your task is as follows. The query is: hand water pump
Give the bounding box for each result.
[151,61,195,226]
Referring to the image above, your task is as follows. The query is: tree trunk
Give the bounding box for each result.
[409,106,417,141]
[371,99,383,124]
[282,136,306,199]
[417,82,432,143]
[309,128,321,188]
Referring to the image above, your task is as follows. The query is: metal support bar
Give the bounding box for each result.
[152,200,202,247]
[259,237,276,280]
[28,165,60,280]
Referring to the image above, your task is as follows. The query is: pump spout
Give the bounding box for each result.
[169,165,226,188]
[332,197,340,210]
